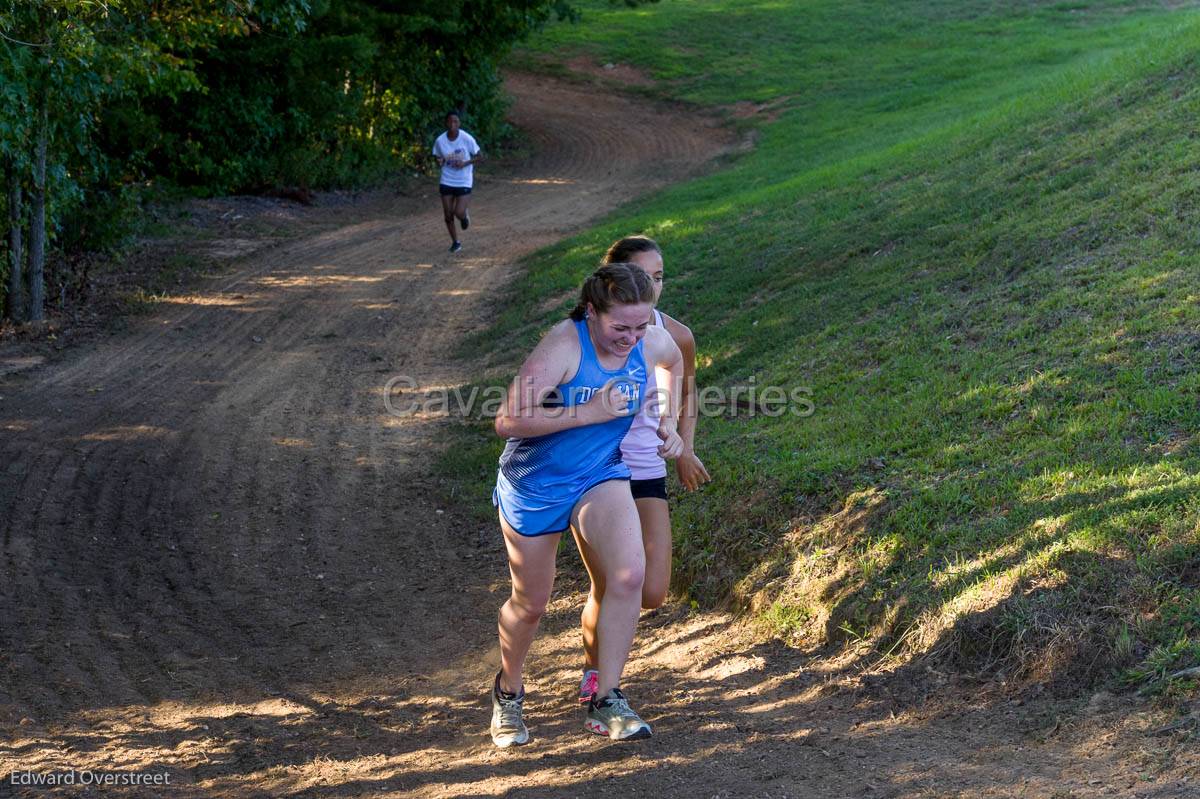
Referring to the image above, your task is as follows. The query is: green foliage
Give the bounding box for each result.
[135,0,579,193]
[0,0,311,315]
[0,0,572,318]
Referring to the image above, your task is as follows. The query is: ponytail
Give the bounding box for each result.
[569,262,654,321]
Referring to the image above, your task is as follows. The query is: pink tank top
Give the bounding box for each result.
[621,310,668,480]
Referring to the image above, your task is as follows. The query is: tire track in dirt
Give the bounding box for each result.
[1,74,1192,799]
[0,71,740,794]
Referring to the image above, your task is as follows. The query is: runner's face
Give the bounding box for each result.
[446,115,460,136]
[628,249,664,305]
[589,302,653,358]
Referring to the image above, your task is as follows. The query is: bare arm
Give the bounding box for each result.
[494,323,627,439]
[644,326,684,458]
[668,319,698,450]
[663,314,711,489]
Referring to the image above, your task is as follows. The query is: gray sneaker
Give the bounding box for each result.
[585,688,652,741]
[490,672,529,748]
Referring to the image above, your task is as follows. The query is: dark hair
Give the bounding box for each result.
[569,263,654,321]
[446,109,461,121]
[603,235,661,265]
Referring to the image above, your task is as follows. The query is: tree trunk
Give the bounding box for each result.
[5,159,25,323]
[27,83,47,323]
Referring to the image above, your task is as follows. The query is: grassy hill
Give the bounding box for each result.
[455,0,1200,695]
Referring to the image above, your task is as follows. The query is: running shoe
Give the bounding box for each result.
[578,668,599,703]
[490,672,529,748]
[460,212,470,230]
[450,240,463,253]
[585,687,652,741]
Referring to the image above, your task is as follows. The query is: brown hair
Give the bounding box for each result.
[569,263,654,321]
[603,235,661,265]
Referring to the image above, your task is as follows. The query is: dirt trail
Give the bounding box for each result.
[0,75,1194,798]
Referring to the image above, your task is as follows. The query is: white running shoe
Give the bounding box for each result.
[585,687,652,741]
[490,672,529,748]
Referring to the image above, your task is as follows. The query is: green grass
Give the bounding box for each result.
[451,0,1200,693]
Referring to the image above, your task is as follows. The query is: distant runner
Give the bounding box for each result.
[432,110,481,253]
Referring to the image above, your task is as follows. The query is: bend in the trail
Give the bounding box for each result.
[1,74,1191,799]
[0,73,739,796]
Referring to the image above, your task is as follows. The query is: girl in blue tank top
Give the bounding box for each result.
[487,263,684,747]
[494,315,647,533]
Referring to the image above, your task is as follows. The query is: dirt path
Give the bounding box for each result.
[0,75,1194,799]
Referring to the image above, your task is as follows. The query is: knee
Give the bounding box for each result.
[507,592,549,626]
[605,563,646,600]
[641,584,667,610]
[443,211,455,224]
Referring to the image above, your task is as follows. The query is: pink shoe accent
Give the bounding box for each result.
[579,669,599,703]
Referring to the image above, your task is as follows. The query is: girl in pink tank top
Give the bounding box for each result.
[620,309,668,480]
[572,236,712,703]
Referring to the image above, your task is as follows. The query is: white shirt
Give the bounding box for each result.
[433,130,480,188]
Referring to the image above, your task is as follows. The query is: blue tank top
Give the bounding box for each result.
[498,318,647,498]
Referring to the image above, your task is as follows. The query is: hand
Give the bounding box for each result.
[583,379,633,424]
[656,420,684,460]
[675,450,711,491]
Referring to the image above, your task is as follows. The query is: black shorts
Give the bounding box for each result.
[439,184,472,197]
[630,477,668,501]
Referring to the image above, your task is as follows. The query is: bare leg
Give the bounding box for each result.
[637,497,672,609]
[572,480,645,697]
[454,193,472,229]
[573,527,604,670]
[441,194,457,243]
[497,514,560,695]
[576,495,671,671]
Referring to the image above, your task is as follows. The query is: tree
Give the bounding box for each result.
[0,4,35,323]
[142,0,580,193]
[5,157,24,322]
[0,0,309,322]
[0,0,632,322]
